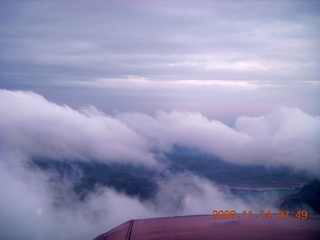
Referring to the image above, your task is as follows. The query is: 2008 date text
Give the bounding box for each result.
[212,210,308,220]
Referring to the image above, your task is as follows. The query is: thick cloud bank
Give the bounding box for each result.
[0,89,156,166]
[1,89,319,175]
[0,89,319,239]
[118,108,320,177]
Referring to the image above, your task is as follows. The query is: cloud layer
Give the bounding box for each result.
[0,89,319,239]
[1,0,319,84]
[1,89,319,174]
[0,89,156,166]
[1,1,319,119]
[118,107,320,176]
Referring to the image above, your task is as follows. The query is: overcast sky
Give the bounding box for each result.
[0,0,319,119]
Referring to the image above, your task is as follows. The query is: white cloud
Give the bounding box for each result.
[0,89,319,240]
[0,89,157,166]
[118,108,320,177]
[0,153,260,240]
[1,89,319,175]
[235,107,320,173]
[0,159,158,240]
[154,173,271,215]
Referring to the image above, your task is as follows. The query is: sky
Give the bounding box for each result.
[0,0,319,119]
[0,1,320,239]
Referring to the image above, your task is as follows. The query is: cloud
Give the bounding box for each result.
[0,89,157,166]
[0,158,159,240]
[235,107,320,172]
[1,156,272,240]
[118,108,320,177]
[1,1,319,121]
[1,0,319,87]
[1,89,319,175]
[153,173,274,215]
[0,89,318,239]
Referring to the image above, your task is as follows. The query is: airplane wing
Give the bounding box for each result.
[94,214,320,240]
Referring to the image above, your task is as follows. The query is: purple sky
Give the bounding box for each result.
[1,0,319,119]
